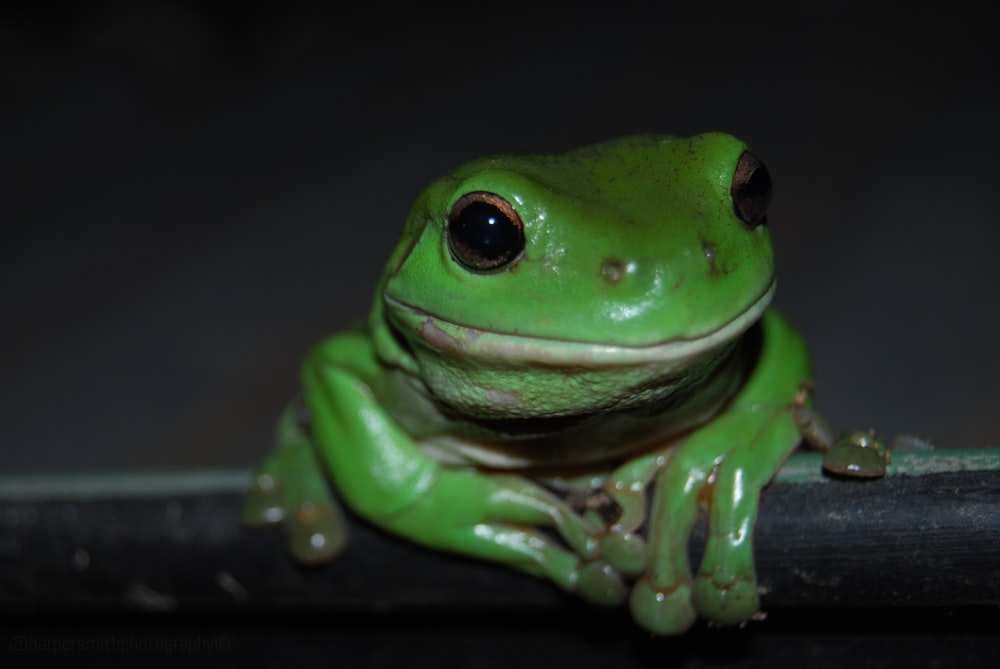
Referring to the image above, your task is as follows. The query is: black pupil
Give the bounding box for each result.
[742,164,772,200]
[449,200,523,270]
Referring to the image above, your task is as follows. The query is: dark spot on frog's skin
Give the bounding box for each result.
[601,257,628,284]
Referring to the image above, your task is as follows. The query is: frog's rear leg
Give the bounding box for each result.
[308,358,625,605]
[682,308,812,626]
[242,400,348,563]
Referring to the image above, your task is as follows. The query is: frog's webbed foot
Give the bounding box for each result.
[241,400,348,564]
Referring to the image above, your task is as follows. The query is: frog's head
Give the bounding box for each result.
[374,133,776,419]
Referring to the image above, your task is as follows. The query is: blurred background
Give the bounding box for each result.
[2,0,997,475]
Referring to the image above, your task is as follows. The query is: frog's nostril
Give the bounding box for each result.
[601,258,629,285]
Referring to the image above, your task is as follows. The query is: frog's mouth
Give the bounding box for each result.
[384,280,775,370]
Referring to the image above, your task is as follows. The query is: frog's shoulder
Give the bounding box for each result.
[306,322,384,382]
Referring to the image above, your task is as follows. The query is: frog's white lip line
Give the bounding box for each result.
[384,280,775,367]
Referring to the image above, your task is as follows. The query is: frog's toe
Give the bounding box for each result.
[692,572,760,626]
[792,406,835,451]
[822,432,888,478]
[629,575,696,635]
[604,488,646,534]
[241,473,287,527]
[599,531,647,578]
[576,560,627,606]
[289,501,348,564]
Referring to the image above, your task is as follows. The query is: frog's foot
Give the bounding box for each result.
[286,498,346,564]
[418,520,626,606]
[241,405,348,564]
[692,567,760,626]
[242,468,287,527]
[569,484,647,577]
[629,575,697,635]
[386,469,626,605]
[591,451,666,578]
[596,488,648,578]
[576,559,628,605]
[822,430,888,478]
[600,531,647,578]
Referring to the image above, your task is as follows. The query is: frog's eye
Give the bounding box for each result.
[730,152,772,228]
[446,192,525,272]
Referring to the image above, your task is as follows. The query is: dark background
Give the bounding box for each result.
[2,1,997,473]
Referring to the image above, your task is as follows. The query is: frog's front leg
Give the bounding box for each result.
[690,406,801,623]
[628,414,745,634]
[299,335,626,605]
[629,406,801,633]
[631,310,812,634]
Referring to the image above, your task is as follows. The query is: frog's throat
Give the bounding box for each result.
[384,280,775,368]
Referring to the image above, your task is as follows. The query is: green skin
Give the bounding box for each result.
[243,133,814,634]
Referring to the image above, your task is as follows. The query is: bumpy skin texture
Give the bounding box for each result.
[243,134,814,634]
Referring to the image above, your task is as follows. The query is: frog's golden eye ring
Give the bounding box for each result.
[731,152,772,229]
[446,192,526,272]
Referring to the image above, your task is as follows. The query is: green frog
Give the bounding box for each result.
[243,133,817,634]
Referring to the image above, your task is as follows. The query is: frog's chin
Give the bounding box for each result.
[383,280,775,369]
